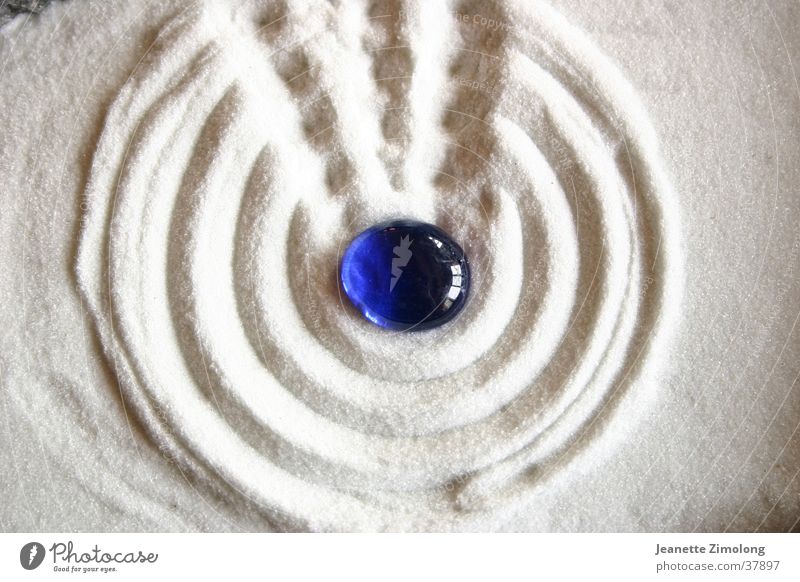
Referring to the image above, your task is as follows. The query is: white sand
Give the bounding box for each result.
[0,0,797,532]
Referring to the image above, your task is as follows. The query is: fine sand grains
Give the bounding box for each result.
[18,0,684,531]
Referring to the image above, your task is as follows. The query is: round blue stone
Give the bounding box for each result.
[340,219,470,331]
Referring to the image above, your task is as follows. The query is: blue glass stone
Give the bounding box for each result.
[340,219,470,331]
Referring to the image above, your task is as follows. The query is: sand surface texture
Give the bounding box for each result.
[0,0,797,531]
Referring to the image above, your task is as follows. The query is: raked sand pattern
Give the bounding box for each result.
[76,0,682,530]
